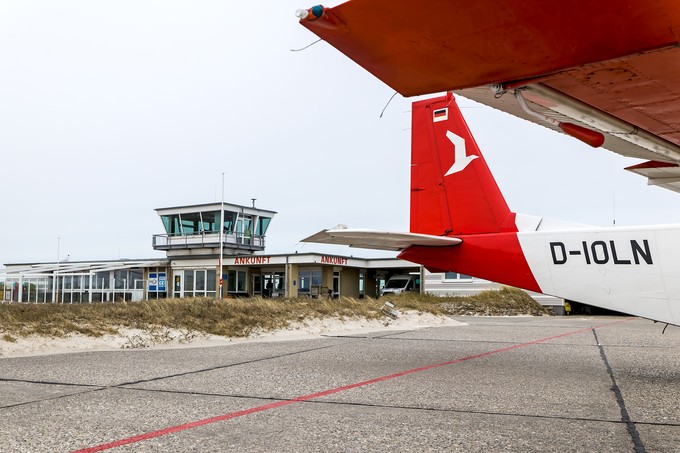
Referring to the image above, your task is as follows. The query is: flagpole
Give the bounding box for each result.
[218,172,224,300]
[56,237,60,304]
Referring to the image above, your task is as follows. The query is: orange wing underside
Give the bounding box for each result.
[301,0,680,162]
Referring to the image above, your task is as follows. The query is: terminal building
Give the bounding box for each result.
[0,201,563,311]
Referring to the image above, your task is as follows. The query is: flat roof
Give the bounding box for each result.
[2,259,169,275]
[155,202,277,216]
[2,253,416,275]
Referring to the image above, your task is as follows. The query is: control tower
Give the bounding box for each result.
[152,202,276,258]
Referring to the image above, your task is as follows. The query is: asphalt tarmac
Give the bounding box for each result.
[1,316,679,452]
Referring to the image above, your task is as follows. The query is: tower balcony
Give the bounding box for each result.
[152,231,265,252]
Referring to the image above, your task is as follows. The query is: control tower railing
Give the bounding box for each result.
[152,232,265,251]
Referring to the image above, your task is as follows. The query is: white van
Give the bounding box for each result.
[381,274,419,296]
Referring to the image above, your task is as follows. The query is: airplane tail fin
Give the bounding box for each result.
[410,93,516,236]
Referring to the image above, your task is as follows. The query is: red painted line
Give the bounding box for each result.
[72,318,634,453]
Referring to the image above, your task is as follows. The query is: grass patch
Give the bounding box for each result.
[0,289,548,339]
[380,287,548,316]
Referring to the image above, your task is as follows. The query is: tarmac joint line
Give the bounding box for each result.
[593,329,646,453]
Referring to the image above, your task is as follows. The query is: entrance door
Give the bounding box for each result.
[174,273,183,298]
[262,273,284,297]
[333,272,340,299]
[252,274,262,296]
[263,273,274,297]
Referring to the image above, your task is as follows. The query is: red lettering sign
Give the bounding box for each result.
[234,256,271,265]
[321,256,348,266]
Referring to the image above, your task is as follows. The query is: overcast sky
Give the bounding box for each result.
[2,1,680,266]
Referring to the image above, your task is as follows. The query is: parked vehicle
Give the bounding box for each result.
[381,274,419,295]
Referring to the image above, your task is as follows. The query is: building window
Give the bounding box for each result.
[227,270,247,294]
[180,269,218,297]
[130,270,143,289]
[184,270,194,292]
[94,271,110,289]
[299,270,321,295]
[196,270,206,291]
[207,269,216,292]
[114,270,127,289]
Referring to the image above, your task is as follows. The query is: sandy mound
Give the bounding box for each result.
[0,311,465,359]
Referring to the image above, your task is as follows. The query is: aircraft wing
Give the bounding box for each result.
[302,227,462,251]
[298,0,680,191]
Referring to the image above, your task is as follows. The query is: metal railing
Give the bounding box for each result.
[152,232,265,250]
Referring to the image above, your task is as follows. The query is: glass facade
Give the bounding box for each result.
[161,210,266,237]
[160,210,271,238]
[155,206,273,253]
[2,267,152,303]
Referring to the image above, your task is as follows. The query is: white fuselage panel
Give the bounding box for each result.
[517,225,680,324]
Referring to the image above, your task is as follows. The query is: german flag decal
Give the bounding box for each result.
[433,108,448,122]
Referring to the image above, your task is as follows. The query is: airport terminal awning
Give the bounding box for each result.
[1,259,168,276]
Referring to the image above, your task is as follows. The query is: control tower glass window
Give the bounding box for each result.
[161,215,181,236]
[255,217,271,236]
[180,213,201,234]
[200,211,220,233]
[223,211,237,234]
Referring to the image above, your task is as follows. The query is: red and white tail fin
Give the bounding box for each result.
[410,93,517,236]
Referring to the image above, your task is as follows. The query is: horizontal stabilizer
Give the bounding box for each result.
[625,160,680,194]
[302,227,462,251]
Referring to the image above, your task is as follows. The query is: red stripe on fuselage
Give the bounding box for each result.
[398,232,541,292]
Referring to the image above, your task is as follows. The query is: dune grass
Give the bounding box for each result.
[0,288,548,340]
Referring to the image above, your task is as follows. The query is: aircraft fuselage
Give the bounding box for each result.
[400,225,680,325]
